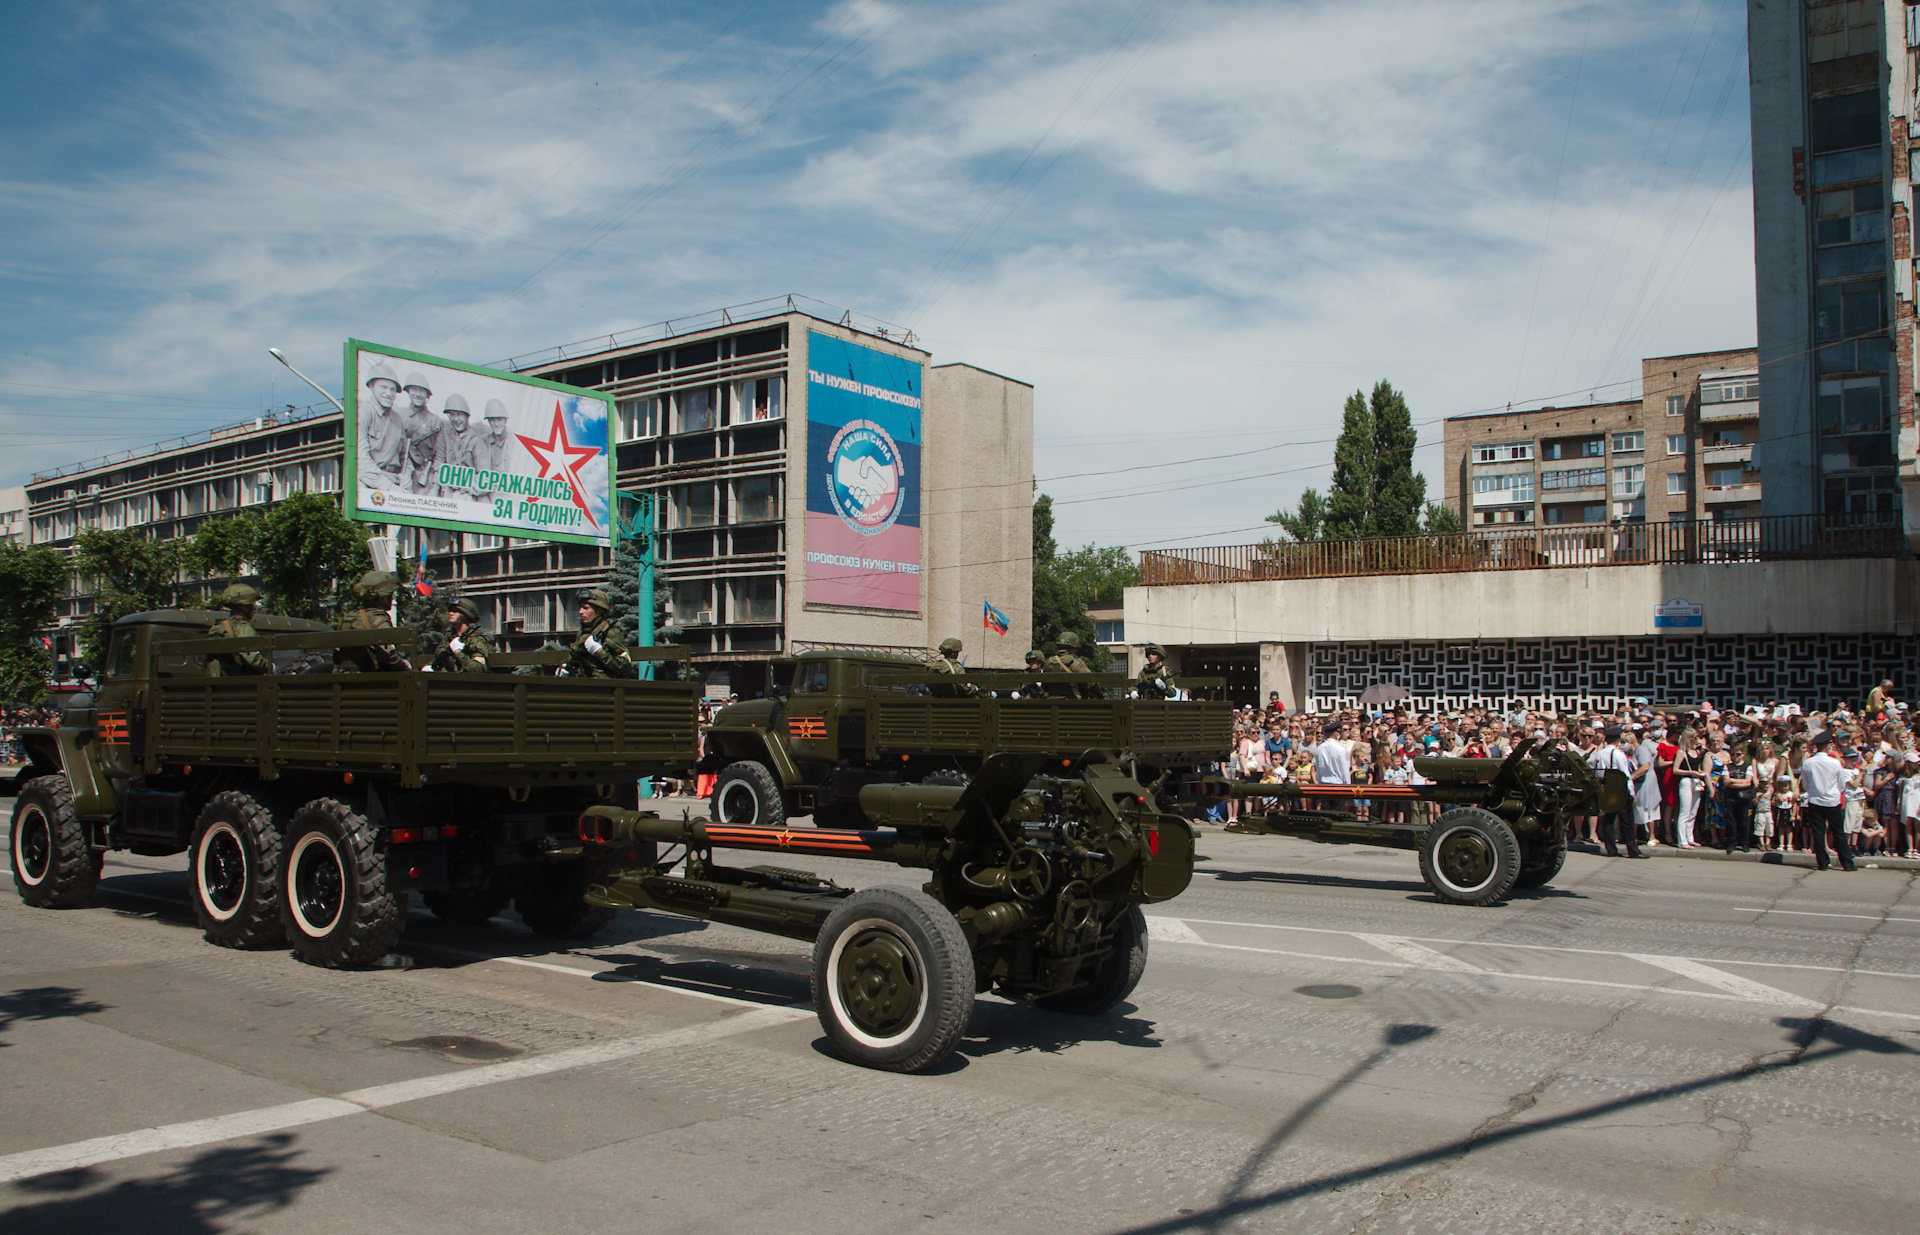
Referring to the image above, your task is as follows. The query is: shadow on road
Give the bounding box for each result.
[1209,868,1432,896]
[957,998,1164,1063]
[1,1133,329,1234]
[0,986,109,1048]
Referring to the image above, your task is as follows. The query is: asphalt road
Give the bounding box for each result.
[4,796,1918,1234]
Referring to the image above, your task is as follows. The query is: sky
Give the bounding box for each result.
[0,0,1757,552]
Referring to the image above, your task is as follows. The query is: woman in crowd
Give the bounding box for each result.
[1752,738,1780,852]
[1674,730,1710,849]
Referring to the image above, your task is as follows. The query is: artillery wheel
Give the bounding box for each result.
[281,798,403,968]
[515,862,616,939]
[422,889,513,925]
[10,775,96,909]
[711,761,785,828]
[1035,906,1148,1015]
[812,886,972,1073]
[190,791,287,949]
[1419,808,1521,906]
[1513,833,1569,890]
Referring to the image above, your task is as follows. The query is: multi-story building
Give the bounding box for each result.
[1746,0,1913,536]
[1443,348,1761,527]
[0,485,26,547]
[22,299,1034,695]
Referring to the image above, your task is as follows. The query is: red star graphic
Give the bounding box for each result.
[516,401,604,530]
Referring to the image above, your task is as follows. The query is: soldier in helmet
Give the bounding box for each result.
[433,597,494,672]
[1135,642,1175,700]
[1019,649,1048,698]
[477,400,512,477]
[206,583,269,677]
[1047,631,1097,698]
[399,371,443,494]
[335,570,408,673]
[930,637,978,698]
[440,393,480,498]
[564,586,634,678]
[361,361,406,489]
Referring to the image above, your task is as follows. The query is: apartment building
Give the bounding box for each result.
[0,485,25,547]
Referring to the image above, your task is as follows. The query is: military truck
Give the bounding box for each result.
[699,651,1233,828]
[7,609,700,967]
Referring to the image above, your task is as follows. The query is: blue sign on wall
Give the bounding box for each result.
[1654,598,1703,628]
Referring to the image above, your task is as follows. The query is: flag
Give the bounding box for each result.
[413,562,432,597]
[983,599,1009,635]
[37,636,53,650]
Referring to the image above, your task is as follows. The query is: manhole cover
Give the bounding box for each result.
[388,1034,524,1062]
[1294,984,1363,1000]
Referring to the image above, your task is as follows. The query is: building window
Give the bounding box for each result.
[1094,618,1125,642]
[1543,502,1607,525]
[1667,473,1689,495]
[1541,438,1603,460]
[1698,376,1759,403]
[1472,472,1534,502]
[730,475,779,523]
[1540,467,1605,491]
[1707,428,1744,447]
[730,376,783,423]
[1610,431,1643,453]
[1815,183,1885,246]
[667,484,717,529]
[673,386,719,434]
[1817,376,1886,434]
[1611,465,1645,497]
[672,580,714,625]
[1825,473,1898,515]
[616,397,662,441]
[503,592,547,634]
[1472,507,1533,525]
[1808,0,1881,62]
[273,465,304,499]
[1614,498,1645,520]
[1814,280,1884,342]
[1707,467,1746,488]
[245,472,272,505]
[308,459,340,492]
[1666,434,1686,455]
[728,577,779,624]
[1472,442,1533,464]
[464,533,503,550]
[1666,395,1685,416]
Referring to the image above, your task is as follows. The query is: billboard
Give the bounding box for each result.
[803,331,922,610]
[344,339,613,546]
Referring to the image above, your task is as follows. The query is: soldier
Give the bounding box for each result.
[335,570,408,673]
[1135,642,1175,699]
[564,586,635,678]
[440,394,481,497]
[361,362,406,489]
[477,400,512,473]
[206,584,269,677]
[1047,631,1097,699]
[433,597,494,672]
[930,637,978,698]
[1019,649,1048,698]
[399,371,443,494]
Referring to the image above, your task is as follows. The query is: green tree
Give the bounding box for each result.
[1267,381,1430,541]
[74,528,186,667]
[1032,491,1057,564]
[1423,501,1462,535]
[1369,381,1426,536]
[0,543,69,704]
[1051,543,1138,607]
[187,511,263,588]
[1266,487,1327,542]
[1323,388,1377,537]
[249,493,373,619]
[1029,495,1120,673]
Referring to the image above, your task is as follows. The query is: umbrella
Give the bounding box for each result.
[1357,682,1410,706]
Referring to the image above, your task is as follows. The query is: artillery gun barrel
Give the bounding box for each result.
[580,806,925,864]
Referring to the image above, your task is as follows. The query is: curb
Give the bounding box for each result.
[1569,842,1920,872]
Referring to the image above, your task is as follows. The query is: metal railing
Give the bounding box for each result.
[1138,513,1907,585]
[491,295,919,372]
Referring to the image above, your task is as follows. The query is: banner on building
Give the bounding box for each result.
[343,339,613,547]
[803,331,922,610]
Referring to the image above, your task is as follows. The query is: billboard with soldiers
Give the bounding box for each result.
[343,339,613,547]
[803,331,922,610]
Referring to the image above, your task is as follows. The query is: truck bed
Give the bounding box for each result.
[868,697,1232,763]
[147,673,700,785]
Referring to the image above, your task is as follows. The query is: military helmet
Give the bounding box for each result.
[1058,631,1082,650]
[1025,650,1044,664]
[1144,642,1164,657]
[449,597,479,622]
[576,586,613,614]
[938,637,962,655]
[402,371,432,394]
[364,361,400,389]
[353,570,399,599]
[482,398,508,422]
[442,393,470,417]
[217,583,260,608]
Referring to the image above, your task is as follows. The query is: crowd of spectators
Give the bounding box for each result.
[1206,680,1920,861]
[1,705,62,763]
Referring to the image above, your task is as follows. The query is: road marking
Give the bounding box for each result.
[1144,916,1208,945]
[1352,933,1484,973]
[1735,907,1920,924]
[1626,954,1821,1007]
[0,1006,802,1185]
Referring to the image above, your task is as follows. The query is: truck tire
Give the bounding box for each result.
[712,761,785,828]
[422,890,513,925]
[1419,807,1521,906]
[281,798,403,968]
[1035,906,1148,1015]
[10,775,97,909]
[1513,833,1569,890]
[812,886,973,1073]
[190,791,287,949]
[515,863,616,939]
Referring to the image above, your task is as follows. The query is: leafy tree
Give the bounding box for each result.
[1370,381,1426,536]
[1029,496,1119,673]
[1051,544,1138,606]
[1323,389,1377,537]
[187,512,263,588]
[1422,501,1462,535]
[1266,487,1327,542]
[74,528,186,667]
[0,543,69,704]
[1267,380,1429,540]
[1032,491,1057,564]
[249,494,373,619]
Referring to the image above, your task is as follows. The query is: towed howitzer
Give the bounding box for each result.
[1194,739,1628,906]
[578,750,1196,1074]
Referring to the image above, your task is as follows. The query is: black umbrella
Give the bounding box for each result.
[1357,682,1410,706]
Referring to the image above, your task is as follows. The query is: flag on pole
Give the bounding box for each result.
[412,562,432,597]
[983,599,1009,635]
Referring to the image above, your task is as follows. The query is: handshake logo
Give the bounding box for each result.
[825,419,905,535]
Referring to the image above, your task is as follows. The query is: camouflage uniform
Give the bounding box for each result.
[930,637,978,698]
[566,587,635,678]
[1135,643,1175,700]
[206,584,269,677]
[335,570,407,673]
[1046,632,1095,698]
[433,597,495,673]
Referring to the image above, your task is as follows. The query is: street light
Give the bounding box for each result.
[267,347,345,413]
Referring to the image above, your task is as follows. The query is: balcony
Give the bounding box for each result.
[1698,398,1758,423]
[1702,444,1754,467]
[1703,482,1762,505]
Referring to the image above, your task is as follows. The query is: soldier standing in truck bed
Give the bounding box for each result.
[564,587,635,678]
[206,584,269,677]
[1135,642,1175,699]
[931,637,978,698]
[1047,632,1097,698]
[335,570,408,673]
[433,597,494,672]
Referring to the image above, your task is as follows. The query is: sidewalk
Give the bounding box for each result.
[1570,840,1920,872]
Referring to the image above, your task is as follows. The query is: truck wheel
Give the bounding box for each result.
[1513,833,1569,890]
[711,761,785,828]
[1419,807,1521,906]
[422,890,513,925]
[281,799,403,968]
[1035,907,1148,1015]
[10,775,96,909]
[190,791,287,949]
[812,886,972,1073]
[515,863,616,939]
